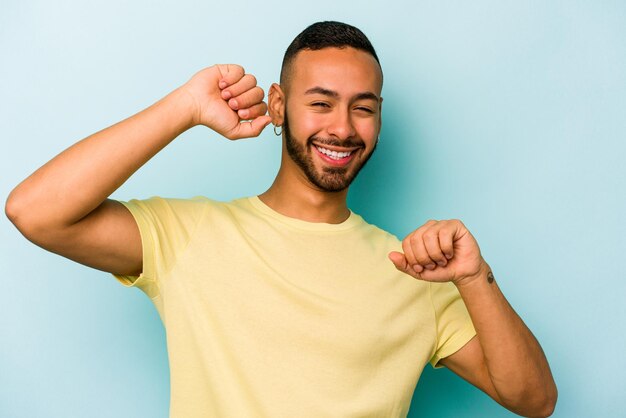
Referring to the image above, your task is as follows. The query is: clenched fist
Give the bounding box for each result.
[180,64,272,140]
[388,219,490,286]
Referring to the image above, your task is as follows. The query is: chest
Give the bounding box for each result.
[165,225,435,362]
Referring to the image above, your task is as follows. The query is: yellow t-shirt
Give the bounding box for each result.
[114,196,476,418]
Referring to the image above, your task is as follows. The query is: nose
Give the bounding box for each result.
[326,107,356,140]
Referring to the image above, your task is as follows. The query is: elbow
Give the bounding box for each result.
[5,188,23,227]
[503,382,558,418]
[530,377,558,418]
[536,386,558,418]
[6,187,77,252]
[5,188,46,241]
[528,394,557,418]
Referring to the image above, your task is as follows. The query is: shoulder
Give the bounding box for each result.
[127,195,248,211]
[122,195,212,209]
[118,195,225,226]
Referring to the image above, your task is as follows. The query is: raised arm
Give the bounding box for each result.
[5,65,271,276]
[389,219,557,417]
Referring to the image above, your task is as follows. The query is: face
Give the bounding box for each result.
[277,47,383,193]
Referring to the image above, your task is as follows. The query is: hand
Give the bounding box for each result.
[388,219,488,286]
[180,64,272,139]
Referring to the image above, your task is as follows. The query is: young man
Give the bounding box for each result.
[6,21,556,417]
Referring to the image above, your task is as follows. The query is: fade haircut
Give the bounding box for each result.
[280,21,382,89]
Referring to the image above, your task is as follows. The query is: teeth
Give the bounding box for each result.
[315,146,352,160]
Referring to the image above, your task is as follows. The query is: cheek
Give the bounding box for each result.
[291,112,327,138]
[355,119,380,142]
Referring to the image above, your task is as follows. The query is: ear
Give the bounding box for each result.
[268,83,286,126]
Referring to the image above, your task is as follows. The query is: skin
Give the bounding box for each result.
[6,47,557,417]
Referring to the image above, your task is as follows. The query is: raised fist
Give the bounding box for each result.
[181,64,272,139]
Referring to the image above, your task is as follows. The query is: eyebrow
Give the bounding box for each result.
[304,86,380,102]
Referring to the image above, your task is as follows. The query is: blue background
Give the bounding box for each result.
[1,1,624,417]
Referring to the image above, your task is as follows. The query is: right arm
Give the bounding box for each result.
[5,65,271,276]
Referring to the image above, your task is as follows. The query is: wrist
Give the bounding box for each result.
[168,86,201,129]
[454,260,493,289]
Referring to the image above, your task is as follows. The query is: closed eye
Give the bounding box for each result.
[312,102,330,108]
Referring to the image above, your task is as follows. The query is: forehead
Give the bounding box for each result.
[288,47,383,97]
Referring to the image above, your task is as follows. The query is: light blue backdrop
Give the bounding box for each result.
[1,1,624,417]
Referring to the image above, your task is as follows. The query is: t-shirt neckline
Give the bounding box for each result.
[246,196,362,232]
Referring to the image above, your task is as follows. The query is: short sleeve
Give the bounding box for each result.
[112,196,207,298]
[428,281,477,368]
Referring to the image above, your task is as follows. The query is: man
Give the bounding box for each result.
[6,21,556,417]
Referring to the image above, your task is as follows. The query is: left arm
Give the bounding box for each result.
[388,220,557,417]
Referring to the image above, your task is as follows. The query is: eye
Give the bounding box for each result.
[355,106,374,114]
[312,102,330,108]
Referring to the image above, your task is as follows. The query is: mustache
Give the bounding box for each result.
[307,136,365,149]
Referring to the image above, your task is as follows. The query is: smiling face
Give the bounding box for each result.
[272,47,383,193]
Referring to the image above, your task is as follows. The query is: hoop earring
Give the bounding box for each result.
[273,125,283,136]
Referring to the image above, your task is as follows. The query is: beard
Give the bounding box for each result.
[283,110,378,193]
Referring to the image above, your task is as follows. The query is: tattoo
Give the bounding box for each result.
[487,271,495,284]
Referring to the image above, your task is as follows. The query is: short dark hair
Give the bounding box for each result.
[280,21,381,87]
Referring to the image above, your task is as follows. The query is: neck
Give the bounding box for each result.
[258,161,350,224]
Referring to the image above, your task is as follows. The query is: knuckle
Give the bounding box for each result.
[224,64,243,80]
[250,87,262,101]
[423,231,436,241]
[429,250,444,260]
[255,106,268,117]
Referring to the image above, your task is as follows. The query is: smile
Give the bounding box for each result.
[312,144,360,167]
[314,145,353,160]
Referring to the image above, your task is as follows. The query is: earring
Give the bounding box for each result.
[273,125,283,136]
